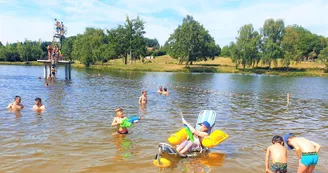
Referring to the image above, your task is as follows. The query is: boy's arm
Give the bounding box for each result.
[111,118,120,126]
[265,146,272,173]
[310,141,321,153]
[138,96,141,104]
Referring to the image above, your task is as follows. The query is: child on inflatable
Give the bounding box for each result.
[176,118,210,155]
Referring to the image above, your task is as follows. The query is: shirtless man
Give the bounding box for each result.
[47,44,53,60]
[55,18,60,34]
[265,136,287,173]
[138,90,147,105]
[8,96,24,111]
[284,133,321,173]
[32,97,46,112]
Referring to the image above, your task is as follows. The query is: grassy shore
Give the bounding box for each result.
[1,56,327,77]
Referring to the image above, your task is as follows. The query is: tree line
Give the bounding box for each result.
[219,19,328,70]
[0,15,327,69]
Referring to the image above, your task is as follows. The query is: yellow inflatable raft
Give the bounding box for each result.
[167,128,188,145]
[202,130,229,148]
[153,158,171,168]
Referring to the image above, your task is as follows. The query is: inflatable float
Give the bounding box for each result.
[168,128,228,148]
[120,116,141,128]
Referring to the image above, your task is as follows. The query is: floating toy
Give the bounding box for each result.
[202,130,229,148]
[120,116,141,128]
[168,128,188,145]
[153,158,171,168]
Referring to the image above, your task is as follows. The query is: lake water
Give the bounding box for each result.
[0,65,327,173]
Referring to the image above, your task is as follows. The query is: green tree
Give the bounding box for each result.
[281,26,302,69]
[220,45,231,57]
[107,25,129,64]
[145,38,160,49]
[230,24,262,70]
[124,16,146,64]
[166,15,218,65]
[0,41,3,47]
[318,47,328,70]
[261,19,285,68]
[61,36,76,60]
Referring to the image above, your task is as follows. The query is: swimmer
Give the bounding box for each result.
[7,96,24,111]
[265,136,287,173]
[162,88,169,96]
[138,90,147,105]
[32,97,46,112]
[157,86,163,93]
[284,133,321,173]
[47,74,52,81]
[176,118,210,155]
[111,107,128,135]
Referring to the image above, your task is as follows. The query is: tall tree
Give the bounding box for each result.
[281,26,302,69]
[231,24,262,70]
[62,36,76,60]
[124,16,146,64]
[318,47,328,70]
[107,26,129,64]
[145,38,160,49]
[261,19,285,68]
[166,15,218,65]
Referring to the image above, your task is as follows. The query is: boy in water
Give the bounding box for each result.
[8,96,24,111]
[32,97,46,112]
[284,133,321,173]
[111,107,128,135]
[138,90,147,105]
[176,118,210,155]
[265,135,287,173]
[162,88,169,96]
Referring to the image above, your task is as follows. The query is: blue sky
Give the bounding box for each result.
[0,0,327,46]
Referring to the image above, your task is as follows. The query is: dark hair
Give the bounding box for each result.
[272,135,284,146]
[164,88,167,91]
[142,90,147,94]
[15,96,21,100]
[35,97,42,102]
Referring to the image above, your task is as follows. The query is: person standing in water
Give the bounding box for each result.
[32,98,46,112]
[157,86,163,94]
[284,133,321,173]
[265,135,287,173]
[162,88,169,96]
[8,96,24,111]
[111,107,128,135]
[138,90,147,105]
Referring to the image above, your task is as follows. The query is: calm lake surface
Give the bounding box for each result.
[0,65,327,173]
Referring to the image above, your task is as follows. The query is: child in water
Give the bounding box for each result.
[176,118,210,155]
[284,133,321,173]
[157,86,163,93]
[265,135,287,173]
[162,88,169,96]
[138,90,147,105]
[111,107,128,135]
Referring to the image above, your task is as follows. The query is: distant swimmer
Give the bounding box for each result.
[32,97,46,112]
[7,96,24,111]
[157,86,163,94]
[138,90,147,104]
[162,88,169,96]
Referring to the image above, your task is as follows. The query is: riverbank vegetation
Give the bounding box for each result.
[1,15,328,74]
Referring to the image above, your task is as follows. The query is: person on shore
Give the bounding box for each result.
[138,90,147,105]
[111,107,128,135]
[265,135,287,173]
[7,96,24,111]
[157,86,163,94]
[176,118,210,155]
[32,97,46,112]
[284,133,321,173]
[162,88,169,96]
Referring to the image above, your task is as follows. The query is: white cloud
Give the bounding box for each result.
[0,0,327,46]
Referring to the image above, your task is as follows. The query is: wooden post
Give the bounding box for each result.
[44,64,48,79]
[65,64,68,79]
[68,64,71,80]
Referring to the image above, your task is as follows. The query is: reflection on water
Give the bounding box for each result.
[0,65,327,173]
